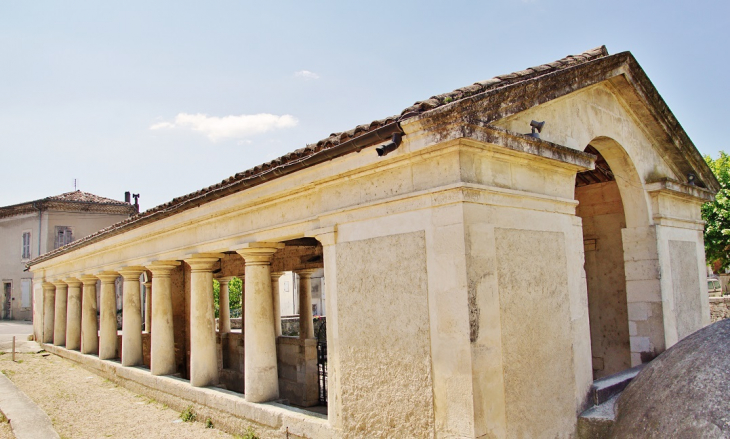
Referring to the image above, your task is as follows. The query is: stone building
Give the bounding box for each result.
[28,46,717,438]
[0,191,136,321]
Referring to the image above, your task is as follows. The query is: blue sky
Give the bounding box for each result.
[1,1,728,209]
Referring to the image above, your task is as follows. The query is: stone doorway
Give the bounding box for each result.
[3,282,11,319]
[576,145,631,379]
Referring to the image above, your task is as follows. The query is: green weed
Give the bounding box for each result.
[180,405,196,422]
[235,427,259,439]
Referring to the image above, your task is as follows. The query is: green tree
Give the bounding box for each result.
[702,152,730,272]
[213,277,243,318]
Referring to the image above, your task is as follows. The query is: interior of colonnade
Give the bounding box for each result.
[575,145,631,380]
[97,239,328,415]
[207,239,326,413]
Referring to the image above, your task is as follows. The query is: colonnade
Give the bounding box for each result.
[39,242,320,404]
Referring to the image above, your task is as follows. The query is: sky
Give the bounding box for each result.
[1,1,728,211]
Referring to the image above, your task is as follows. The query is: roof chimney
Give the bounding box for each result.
[124,191,131,203]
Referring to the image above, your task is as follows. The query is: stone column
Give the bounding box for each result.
[52,281,68,346]
[97,272,119,360]
[236,242,284,403]
[119,266,146,367]
[185,254,224,387]
[144,280,152,333]
[307,227,339,427]
[148,261,180,376]
[80,275,99,355]
[240,275,245,332]
[65,278,82,350]
[217,277,233,334]
[296,269,318,339]
[270,272,284,337]
[42,282,55,344]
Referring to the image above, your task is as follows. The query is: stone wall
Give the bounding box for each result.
[576,180,631,379]
[218,316,326,337]
[336,231,435,438]
[214,331,319,406]
[710,297,730,323]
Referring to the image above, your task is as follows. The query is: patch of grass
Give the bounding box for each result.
[205,417,213,429]
[180,405,196,422]
[0,411,7,423]
[1,370,15,378]
[234,427,259,439]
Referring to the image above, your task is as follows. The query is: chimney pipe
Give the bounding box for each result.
[124,191,131,203]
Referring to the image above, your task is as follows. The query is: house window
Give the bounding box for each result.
[21,231,31,260]
[21,279,31,309]
[54,226,74,249]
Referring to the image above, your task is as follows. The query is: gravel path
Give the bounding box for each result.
[0,352,235,439]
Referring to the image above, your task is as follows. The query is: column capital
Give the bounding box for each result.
[183,253,224,272]
[295,268,319,278]
[305,226,337,246]
[118,266,147,279]
[147,260,181,277]
[79,274,98,286]
[63,277,82,287]
[270,271,286,279]
[51,279,67,288]
[235,242,284,265]
[42,281,55,290]
[95,271,119,283]
[216,276,235,285]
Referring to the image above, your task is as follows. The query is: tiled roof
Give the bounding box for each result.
[46,191,130,205]
[0,191,135,219]
[29,46,610,265]
[398,45,608,116]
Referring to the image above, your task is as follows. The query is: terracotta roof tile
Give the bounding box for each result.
[46,190,129,205]
[0,190,135,220]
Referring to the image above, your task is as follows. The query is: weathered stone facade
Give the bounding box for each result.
[28,47,717,438]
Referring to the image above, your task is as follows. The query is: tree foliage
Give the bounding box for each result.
[213,277,243,318]
[702,152,730,272]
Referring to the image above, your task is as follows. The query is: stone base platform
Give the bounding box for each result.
[40,343,333,439]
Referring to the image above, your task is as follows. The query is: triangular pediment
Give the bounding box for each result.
[407,51,718,192]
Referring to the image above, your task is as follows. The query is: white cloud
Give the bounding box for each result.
[294,70,320,80]
[149,121,175,130]
[149,113,298,141]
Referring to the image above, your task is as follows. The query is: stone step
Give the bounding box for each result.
[590,364,644,406]
[578,394,618,439]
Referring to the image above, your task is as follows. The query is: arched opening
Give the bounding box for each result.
[576,141,640,379]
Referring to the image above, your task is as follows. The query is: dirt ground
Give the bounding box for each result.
[0,351,237,439]
[0,412,12,439]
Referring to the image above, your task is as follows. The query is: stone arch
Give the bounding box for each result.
[588,136,652,229]
[576,136,658,379]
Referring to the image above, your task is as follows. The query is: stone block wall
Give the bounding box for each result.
[218,316,326,336]
[709,297,730,323]
[214,331,320,406]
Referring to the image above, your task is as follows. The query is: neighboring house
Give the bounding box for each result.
[28,47,719,438]
[0,191,136,320]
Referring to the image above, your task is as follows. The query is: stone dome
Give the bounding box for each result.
[610,319,730,438]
